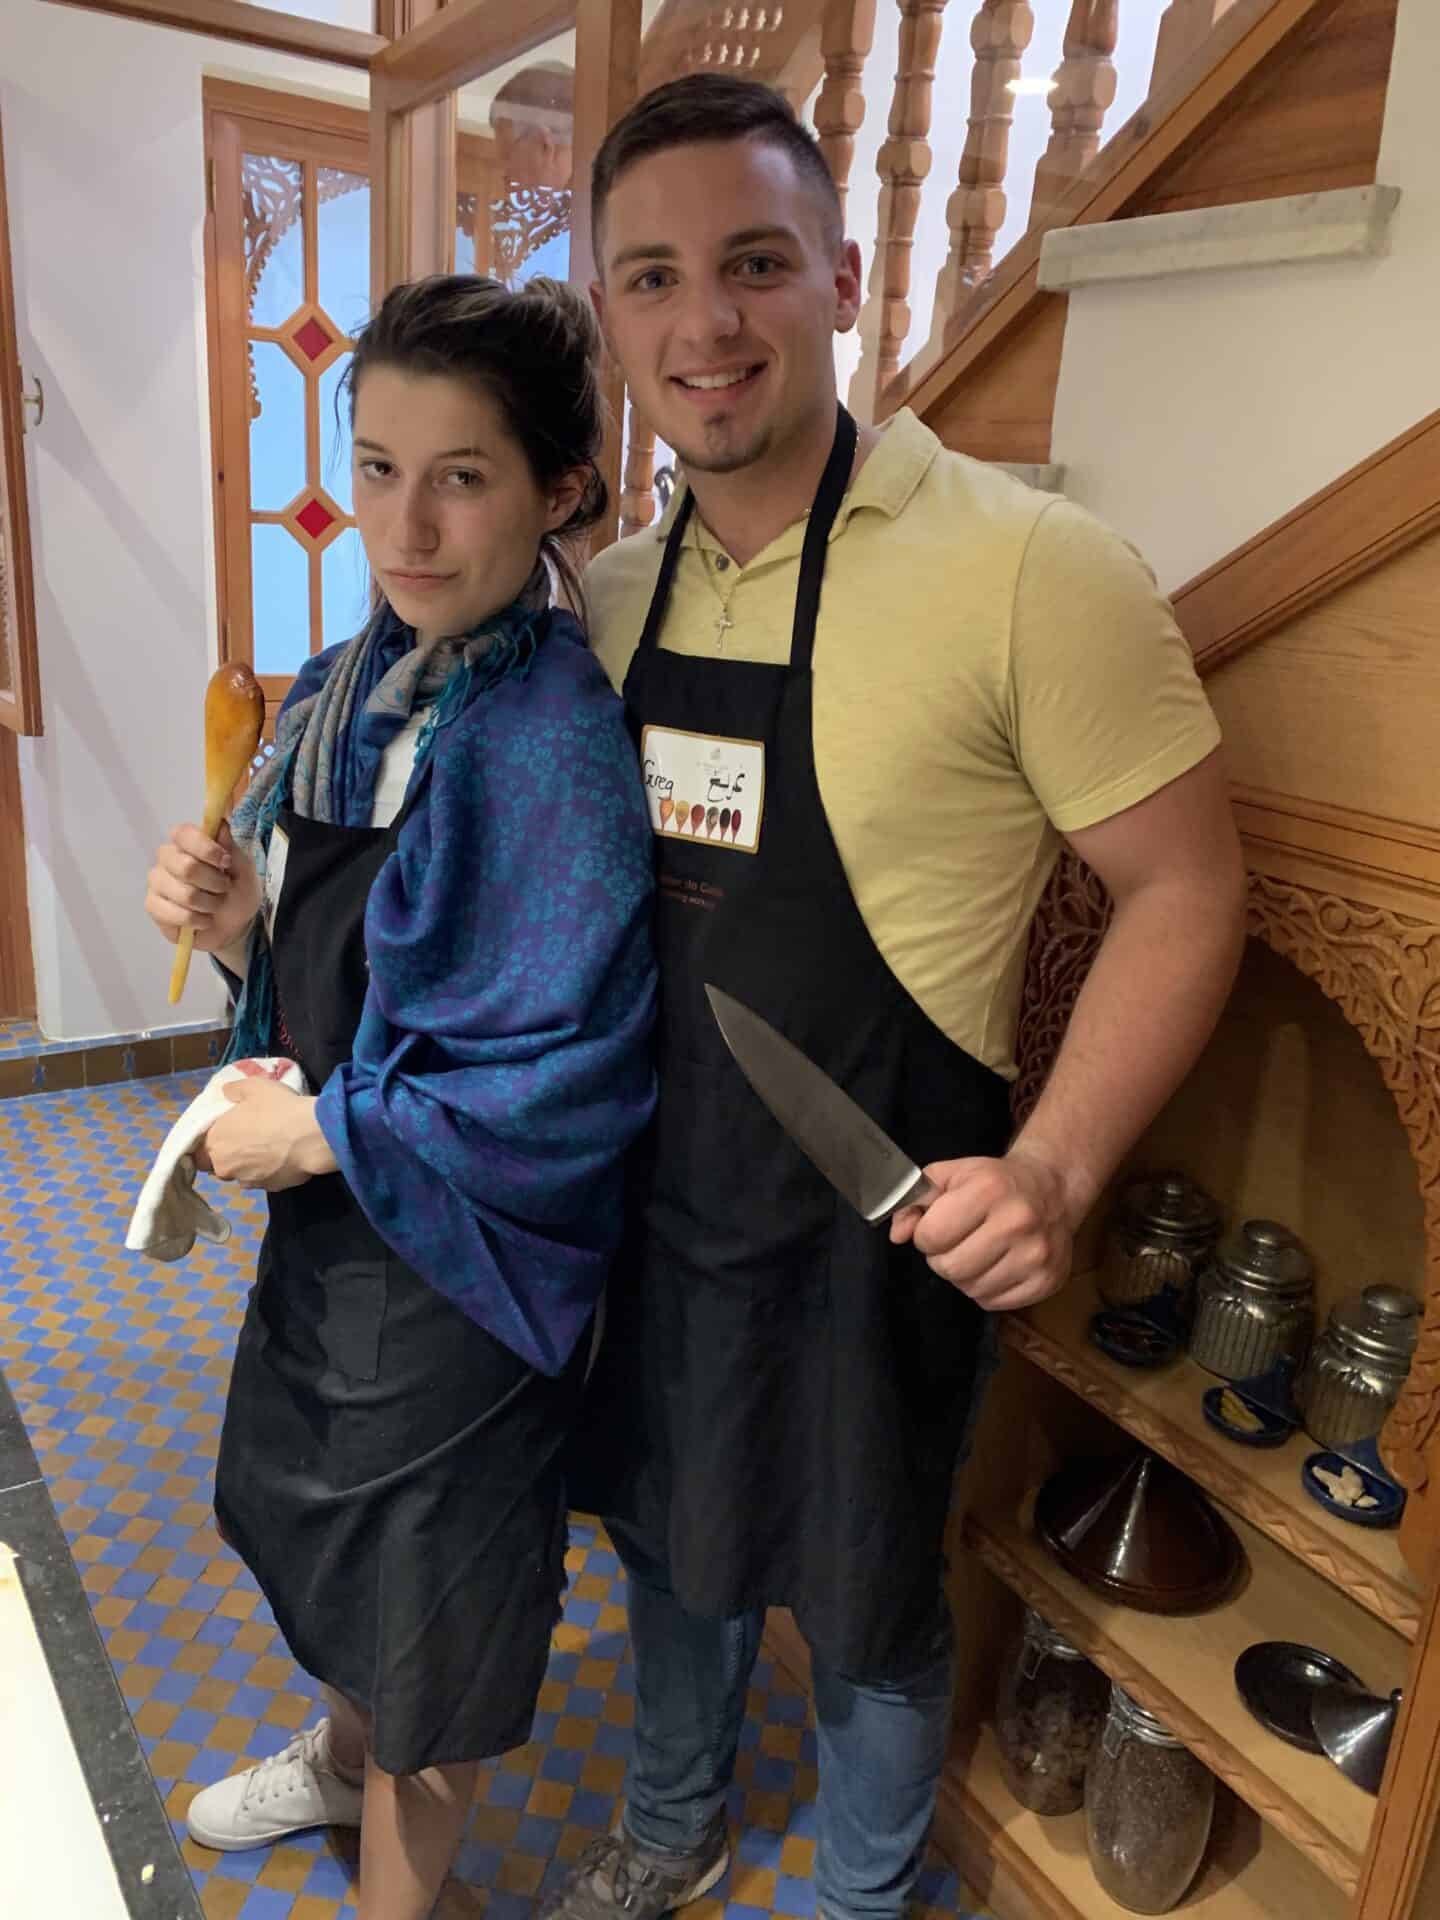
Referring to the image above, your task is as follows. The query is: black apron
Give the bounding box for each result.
[214,773,584,1774]
[578,408,1013,1680]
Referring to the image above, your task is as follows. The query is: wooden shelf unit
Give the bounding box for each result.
[941,1724,1350,1920]
[963,1492,1409,1897]
[1005,1280,1423,1642]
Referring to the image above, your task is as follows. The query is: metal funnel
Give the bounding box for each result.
[1311,1684,1402,1795]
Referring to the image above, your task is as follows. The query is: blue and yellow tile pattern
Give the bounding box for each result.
[0,1073,991,1920]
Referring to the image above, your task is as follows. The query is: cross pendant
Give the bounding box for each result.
[715,609,733,651]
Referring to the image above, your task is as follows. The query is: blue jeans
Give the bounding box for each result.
[610,1522,955,1920]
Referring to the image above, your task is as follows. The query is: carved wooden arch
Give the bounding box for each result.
[1012,855,1440,1492]
[1245,875,1440,1490]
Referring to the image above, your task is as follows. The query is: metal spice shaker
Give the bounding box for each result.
[1098,1172,1222,1316]
[1188,1219,1314,1384]
[1085,1687,1215,1914]
[1295,1285,1421,1450]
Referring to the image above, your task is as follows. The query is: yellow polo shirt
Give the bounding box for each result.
[585,409,1220,1079]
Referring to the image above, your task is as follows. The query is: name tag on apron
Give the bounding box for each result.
[262,823,290,940]
[640,725,764,854]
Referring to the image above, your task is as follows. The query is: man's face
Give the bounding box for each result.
[593,136,862,479]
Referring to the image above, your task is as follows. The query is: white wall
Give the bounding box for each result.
[1047,0,1440,591]
[246,0,373,23]
[4,2,368,1041]
[4,0,674,1043]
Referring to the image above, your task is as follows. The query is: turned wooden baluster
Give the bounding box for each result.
[1149,0,1238,94]
[619,402,658,539]
[814,0,878,224]
[1028,0,1119,231]
[932,0,1035,341]
[860,0,952,399]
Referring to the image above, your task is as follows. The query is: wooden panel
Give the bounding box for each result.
[1407,1802,1440,1920]
[1204,530,1440,833]
[371,0,575,117]
[572,0,643,553]
[571,0,640,293]
[1232,787,1440,914]
[921,295,1065,464]
[203,80,370,154]
[41,0,383,65]
[0,729,35,1020]
[1175,406,1440,678]
[1132,0,1397,218]
[369,0,456,294]
[1354,1565,1440,1920]
[0,107,41,738]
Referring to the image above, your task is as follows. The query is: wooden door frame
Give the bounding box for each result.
[0,106,39,1017]
[203,79,497,729]
[367,0,642,548]
[0,107,42,738]
[0,731,36,1020]
[43,0,383,66]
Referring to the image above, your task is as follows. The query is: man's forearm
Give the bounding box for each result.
[1010,874,1246,1231]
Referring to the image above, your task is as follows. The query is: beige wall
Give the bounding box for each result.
[1048,0,1440,591]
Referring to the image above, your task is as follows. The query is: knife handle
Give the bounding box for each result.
[879,1170,940,1223]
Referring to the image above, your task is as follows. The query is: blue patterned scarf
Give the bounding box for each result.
[225,566,548,1061]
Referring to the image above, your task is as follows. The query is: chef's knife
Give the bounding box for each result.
[705,984,939,1224]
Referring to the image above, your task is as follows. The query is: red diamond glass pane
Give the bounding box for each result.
[296,496,337,541]
[293,315,335,362]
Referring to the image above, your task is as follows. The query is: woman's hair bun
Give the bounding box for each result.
[514,275,604,366]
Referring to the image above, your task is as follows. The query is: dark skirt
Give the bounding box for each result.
[215,1177,584,1775]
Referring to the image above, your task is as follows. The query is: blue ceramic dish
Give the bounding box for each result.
[1202,1384,1296,1450]
[1089,1309,1180,1369]
[1302,1449,1405,1529]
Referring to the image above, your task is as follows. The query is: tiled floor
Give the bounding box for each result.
[0,1074,992,1920]
[0,1017,47,1055]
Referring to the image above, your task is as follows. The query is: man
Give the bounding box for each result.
[556,74,1246,1920]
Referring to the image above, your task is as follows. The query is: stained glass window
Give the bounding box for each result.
[241,153,366,680]
[210,89,574,721]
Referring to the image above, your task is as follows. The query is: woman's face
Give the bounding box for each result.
[351,366,577,640]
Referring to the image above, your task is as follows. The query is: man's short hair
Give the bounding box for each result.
[591,74,844,265]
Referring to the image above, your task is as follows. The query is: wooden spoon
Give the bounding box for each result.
[168,662,266,1005]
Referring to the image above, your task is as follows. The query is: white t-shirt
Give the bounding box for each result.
[369,705,432,829]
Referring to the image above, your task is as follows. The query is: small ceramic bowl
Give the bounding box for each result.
[1302,1451,1405,1529]
[1089,1309,1180,1369]
[1202,1384,1295,1450]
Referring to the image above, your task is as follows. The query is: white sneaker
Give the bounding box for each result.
[185,1719,364,1852]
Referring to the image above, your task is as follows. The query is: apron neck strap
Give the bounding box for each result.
[791,405,857,672]
[635,404,858,669]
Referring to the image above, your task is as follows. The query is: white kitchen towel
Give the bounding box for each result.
[125,1057,307,1262]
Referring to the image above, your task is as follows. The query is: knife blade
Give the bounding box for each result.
[705,984,938,1224]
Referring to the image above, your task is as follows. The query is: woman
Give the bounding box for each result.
[144,275,655,1920]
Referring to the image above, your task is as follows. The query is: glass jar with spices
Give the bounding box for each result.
[995,1608,1109,1815]
[1188,1219,1314,1386]
[1085,1686,1215,1914]
[1099,1172,1221,1320]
